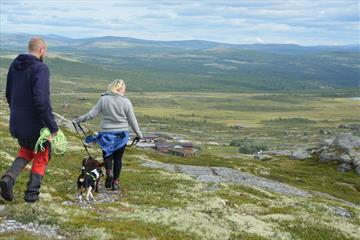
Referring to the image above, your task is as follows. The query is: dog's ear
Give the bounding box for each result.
[97,161,105,167]
[82,158,87,166]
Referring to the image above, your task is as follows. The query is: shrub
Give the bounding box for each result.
[230,138,268,154]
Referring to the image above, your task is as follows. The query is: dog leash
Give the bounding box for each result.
[72,122,93,158]
[126,137,140,147]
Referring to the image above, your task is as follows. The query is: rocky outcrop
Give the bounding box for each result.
[262,148,311,160]
[0,220,63,239]
[289,148,311,160]
[141,160,311,197]
[316,133,360,175]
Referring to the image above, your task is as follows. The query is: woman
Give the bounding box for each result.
[73,79,142,191]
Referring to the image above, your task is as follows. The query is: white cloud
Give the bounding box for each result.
[0,0,359,45]
[256,37,265,44]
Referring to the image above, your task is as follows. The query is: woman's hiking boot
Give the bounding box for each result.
[112,180,120,191]
[105,171,113,189]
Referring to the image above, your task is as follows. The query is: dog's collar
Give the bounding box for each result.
[91,169,100,179]
[85,169,99,181]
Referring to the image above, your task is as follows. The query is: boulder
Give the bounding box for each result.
[316,133,360,175]
[332,133,360,151]
[337,163,353,173]
[262,150,292,156]
[355,166,360,176]
[336,154,352,164]
[320,138,334,147]
[349,151,360,175]
[319,150,337,163]
[330,206,353,218]
[290,148,311,160]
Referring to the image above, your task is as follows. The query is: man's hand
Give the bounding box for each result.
[48,131,58,141]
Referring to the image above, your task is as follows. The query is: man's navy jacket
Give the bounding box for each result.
[6,54,58,139]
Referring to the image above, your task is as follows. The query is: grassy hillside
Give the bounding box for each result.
[0,95,360,239]
[1,33,359,92]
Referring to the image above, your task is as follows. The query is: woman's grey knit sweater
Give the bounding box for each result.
[78,93,143,138]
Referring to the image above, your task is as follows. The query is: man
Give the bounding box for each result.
[0,37,58,203]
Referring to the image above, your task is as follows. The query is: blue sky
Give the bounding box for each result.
[1,0,359,45]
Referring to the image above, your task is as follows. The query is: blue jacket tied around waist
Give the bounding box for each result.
[85,131,129,157]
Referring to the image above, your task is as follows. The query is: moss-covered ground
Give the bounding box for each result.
[0,93,359,239]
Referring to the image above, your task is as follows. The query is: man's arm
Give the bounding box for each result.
[32,65,58,134]
[5,65,13,106]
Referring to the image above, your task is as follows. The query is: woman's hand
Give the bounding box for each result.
[72,117,81,124]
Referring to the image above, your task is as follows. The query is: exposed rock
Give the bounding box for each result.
[0,219,63,239]
[337,163,353,173]
[336,154,352,164]
[141,160,311,197]
[348,149,360,166]
[262,150,291,156]
[290,148,311,160]
[319,150,337,163]
[350,150,360,175]
[355,166,360,176]
[332,133,360,151]
[316,133,360,175]
[329,206,353,218]
[320,138,334,148]
[262,148,312,160]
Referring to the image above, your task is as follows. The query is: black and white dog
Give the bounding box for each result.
[77,157,104,202]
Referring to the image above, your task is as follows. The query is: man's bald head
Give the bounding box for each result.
[28,37,47,52]
[28,37,47,61]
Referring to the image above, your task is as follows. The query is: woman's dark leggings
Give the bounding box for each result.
[102,146,126,181]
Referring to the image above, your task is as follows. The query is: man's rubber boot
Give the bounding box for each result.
[0,176,14,201]
[0,157,29,201]
[24,172,43,203]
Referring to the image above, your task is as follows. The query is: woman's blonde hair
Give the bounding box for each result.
[107,79,126,94]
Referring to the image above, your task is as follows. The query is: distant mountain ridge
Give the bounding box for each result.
[1,33,359,92]
[1,32,359,53]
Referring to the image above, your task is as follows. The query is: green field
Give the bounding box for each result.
[50,91,360,149]
[0,45,359,239]
[1,93,360,239]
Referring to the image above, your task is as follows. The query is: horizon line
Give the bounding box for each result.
[1,31,359,47]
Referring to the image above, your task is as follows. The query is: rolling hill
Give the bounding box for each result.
[0,33,359,92]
